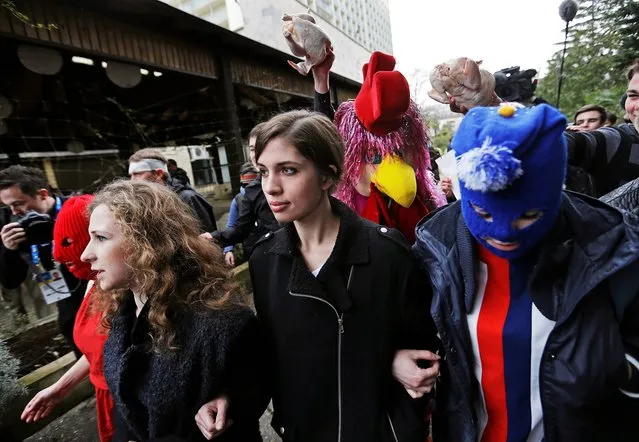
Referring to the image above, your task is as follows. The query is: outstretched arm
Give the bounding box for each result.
[21,356,90,423]
[211,184,259,248]
[312,48,335,121]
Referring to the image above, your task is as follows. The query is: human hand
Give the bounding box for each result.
[439,177,454,199]
[1,222,26,250]
[312,47,334,94]
[392,349,441,398]
[21,384,66,423]
[566,124,586,132]
[195,395,233,439]
[224,252,235,268]
[449,97,468,115]
[200,232,213,241]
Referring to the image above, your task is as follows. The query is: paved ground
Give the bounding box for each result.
[24,397,279,442]
[211,198,232,230]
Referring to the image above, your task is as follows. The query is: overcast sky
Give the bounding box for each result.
[389,0,568,108]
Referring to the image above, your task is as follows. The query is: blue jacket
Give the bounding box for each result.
[224,187,246,253]
[413,192,639,442]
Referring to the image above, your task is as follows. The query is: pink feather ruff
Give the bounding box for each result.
[333,100,447,210]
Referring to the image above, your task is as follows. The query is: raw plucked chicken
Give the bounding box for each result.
[428,57,501,110]
[282,13,333,76]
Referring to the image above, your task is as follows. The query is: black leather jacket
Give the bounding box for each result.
[413,193,639,441]
[249,198,437,442]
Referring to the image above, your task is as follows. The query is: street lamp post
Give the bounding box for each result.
[557,0,579,109]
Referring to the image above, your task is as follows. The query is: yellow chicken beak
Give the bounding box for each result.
[371,155,417,208]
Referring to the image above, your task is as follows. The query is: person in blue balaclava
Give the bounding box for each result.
[399,103,639,442]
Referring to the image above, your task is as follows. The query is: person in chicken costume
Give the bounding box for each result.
[333,52,446,242]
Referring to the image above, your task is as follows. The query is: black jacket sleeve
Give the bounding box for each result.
[0,246,29,289]
[181,191,218,233]
[224,316,272,426]
[211,183,259,247]
[564,127,633,174]
[396,254,439,352]
[314,91,335,121]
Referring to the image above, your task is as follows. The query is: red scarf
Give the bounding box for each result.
[359,186,429,243]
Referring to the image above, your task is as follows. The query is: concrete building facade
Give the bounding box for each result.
[161,0,393,83]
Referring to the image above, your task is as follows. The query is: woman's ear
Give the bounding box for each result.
[321,165,339,191]
[320,174,333,191]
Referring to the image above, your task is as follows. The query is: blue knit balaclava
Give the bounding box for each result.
[451,104,567,259]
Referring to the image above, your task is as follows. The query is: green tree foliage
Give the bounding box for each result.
[614,0,639,70]
[431,122,455,157]
[537,0,632,119]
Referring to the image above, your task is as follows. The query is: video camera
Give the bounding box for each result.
[494,66,538,103]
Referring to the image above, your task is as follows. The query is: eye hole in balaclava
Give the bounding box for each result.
[470,202,544,230]
[61,237,73,247]
[470,202,493,222]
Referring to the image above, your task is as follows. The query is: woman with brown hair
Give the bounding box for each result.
[199,110,439,441]
[80,180,268,442]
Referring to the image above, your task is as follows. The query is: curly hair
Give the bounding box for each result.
[91,180,245,352]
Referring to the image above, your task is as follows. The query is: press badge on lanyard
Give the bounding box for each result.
[31,197,72,304]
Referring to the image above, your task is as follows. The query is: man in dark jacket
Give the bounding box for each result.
[564,60,639,197]
[128,149,217,232]
[0,166,85,357]
[205,125,279,256]
[167,158,191,185]
[406,103,639,441]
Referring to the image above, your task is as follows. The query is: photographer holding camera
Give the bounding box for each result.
[0,165,84,357]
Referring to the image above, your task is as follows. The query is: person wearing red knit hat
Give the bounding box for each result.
[21,194,115,442]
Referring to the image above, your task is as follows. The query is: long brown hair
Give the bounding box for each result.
[91,180,244,352]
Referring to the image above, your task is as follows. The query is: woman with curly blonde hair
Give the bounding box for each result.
[80,180,268,442]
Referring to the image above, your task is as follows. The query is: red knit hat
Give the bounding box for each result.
[53,194,95,280]
[354,51,410,136]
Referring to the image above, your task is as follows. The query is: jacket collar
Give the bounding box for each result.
[266,197,370,266]
[266,198,369,310]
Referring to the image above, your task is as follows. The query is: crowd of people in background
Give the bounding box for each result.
[1,42,638,442]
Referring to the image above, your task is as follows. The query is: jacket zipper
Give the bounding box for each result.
[386,411,399,442]
[290,291,345,442]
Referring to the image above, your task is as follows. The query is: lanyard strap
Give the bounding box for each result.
[53,196,62,220]
[31,196,62,266]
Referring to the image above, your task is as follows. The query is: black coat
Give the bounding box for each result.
[167,178,218,233]
[104,297,269,442]
[249,198,438,442]
[413,193,639,442]
[212,178,279,256]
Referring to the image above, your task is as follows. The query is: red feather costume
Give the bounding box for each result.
[334,52,446,243]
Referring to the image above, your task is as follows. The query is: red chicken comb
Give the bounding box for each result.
[354,51,410,136]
